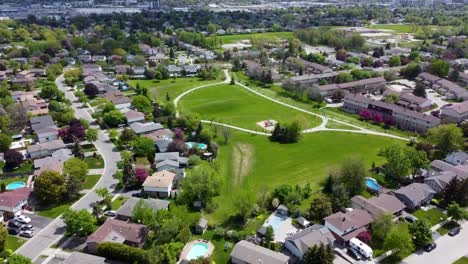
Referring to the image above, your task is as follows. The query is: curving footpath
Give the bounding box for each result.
[174,70,408,141]
[15,73,121,261]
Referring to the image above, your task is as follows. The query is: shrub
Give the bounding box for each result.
[97,242,148,264]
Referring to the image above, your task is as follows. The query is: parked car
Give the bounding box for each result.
[132,192,148,198]
[448,227,460,236]
[405,215,417,223]
[20,230,33,238]
[8,228,20,235]
[348,248,362,261]
[104,211,116,217]
[15,215,31,224]
[19,224,34,231]
[424,242,437,252]
[8,220,23,229]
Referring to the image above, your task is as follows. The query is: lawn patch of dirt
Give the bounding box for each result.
[232,143,255,186]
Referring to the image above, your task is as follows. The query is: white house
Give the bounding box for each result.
[142,170,175,198]
[0,187,31,218]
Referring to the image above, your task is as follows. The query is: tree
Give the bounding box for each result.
[103,110,125,128]
[372,214,394,243]
[383,227,414,258]
[303,243,335,264]
[0,133,12,151]
[84,83,99,98]
[135,168,148,183]
[132,199,157,226]
[308,195,333,223]
[406,147,430,177]
[233,191,254,222]
[85,128,98,142]
[329,182,350,211]
[0,224,7,252]
[178,166,220,207]
[449,69,460,82]
[389,56,401,67]
[62,209,96,236]
[63,157,88,181]
[430,59,450,77]
[119,128,137,145]
[413,81,426,98]
[131,95,152,113]
[427,124,463,154]
[122,157,138,189]
[34,170,66,204]
[6,255,33,264]
[108,128,119,141]
[221,126,231,144]
[401,63,422,79]
[264,226,274,247]
[97,242,147,264]
[409,220,432,249]
[443,177,468,206]
[132,137,155,158]
[147,242,183,264]
[379,145,411,182]
[95,187,110,200]
[447,202,467,223]
[339,156,367,196]
[4,149,23,168]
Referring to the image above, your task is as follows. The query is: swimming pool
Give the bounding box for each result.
[186,242,209,260]
[6,181,25,190]
[365,177,382,192]
[264,213,287,231]
[186,142,208,150]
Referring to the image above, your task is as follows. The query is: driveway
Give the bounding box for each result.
[15,73,121,260]
[425,89,449,112]
[7,215,52,241]
[403,221,468,264]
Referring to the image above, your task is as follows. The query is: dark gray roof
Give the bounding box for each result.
[155,152,180,162]
[116,197,170,218]
[62,252,105,264]
[285,224,335,256]
[231,240,290,264]
[156,159,179,169]
[155,138,172,153]
[30,115,55,131]
[393,183,436,204]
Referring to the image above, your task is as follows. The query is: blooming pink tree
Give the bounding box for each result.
[174,128,184,140]
[383,115,395,126]
[357,231,372,245]
[359,109,373,121]
[372,112,384,124]
[135,168,148,183]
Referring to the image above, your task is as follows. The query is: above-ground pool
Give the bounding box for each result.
[365,177,382,192]
[6,181,26,190]
[186,242,209,260]
[186,142,208,150]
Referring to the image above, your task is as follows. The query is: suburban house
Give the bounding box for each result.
[323,209,373,244]
[30,115,58,143]
[115,197,170,221]
[86,218,148,254]
[230,240,290,264]
[445,151,468,166]
[33,157,63,177]
[0,187,31,218]
[103,91,131,110]
[124,110,145,124]
[155,152,188,172]
[142,170,176,198]
[441,101,468,123]
[342,94,441,133]
[416,72,468,100]
[155,138,173,153]
[129,122,163,135]
[44,252,106,264]
[424,159,468,193]
[288,72,340,86]
[27,139,66,159]
[350,194,406,219]
[396,92,433,112]
[318,77,386,97]
[285,57,332,74]
[392,183,436,210]
[284,224,335,260]
[143,129,174,142]
[115,65,131,75]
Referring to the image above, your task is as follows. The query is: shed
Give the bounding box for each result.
[195,217,208,234]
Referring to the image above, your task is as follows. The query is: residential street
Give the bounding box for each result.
[15,73,121,260]
[403,221,468,264]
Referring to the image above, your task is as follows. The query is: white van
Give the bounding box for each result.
[349,237,373,259]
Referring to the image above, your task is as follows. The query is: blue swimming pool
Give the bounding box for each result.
[187,242,209,260]
[6,181,25,190]
[264,213,287,231]
[186,142,208,150]
[365,177,381,192]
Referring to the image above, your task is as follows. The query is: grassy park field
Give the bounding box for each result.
[208,31,295,44]
[369,24,456,33]
[178,83,322,130]
[206,130,402,224]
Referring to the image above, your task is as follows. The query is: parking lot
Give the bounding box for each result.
[7,214,53,240]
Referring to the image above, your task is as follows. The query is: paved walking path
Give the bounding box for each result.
[175,70,408,141]
[15,73,121,261]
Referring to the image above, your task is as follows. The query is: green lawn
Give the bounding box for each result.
[453,257,468,264]
[82,144,97,152]
[372,222,409,258]
[369,24,455,34]
[199,230,231,264]
[111,196,129,210]
[83,174,101,189]
[325,119,359,130]
[6,235,26,251]
[207,130,403,224]
[128,77,221,104]
[84,156,105,169]
[179,83,322,130]
[36,197,81,219]
[436,221,460,236]
[413,208,447,226]
[6,162,33,174]
[208,32,295,44]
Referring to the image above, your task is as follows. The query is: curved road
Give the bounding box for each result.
[15,74,121,260]
[174,70,408,141]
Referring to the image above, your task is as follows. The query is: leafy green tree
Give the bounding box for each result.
[108,128,119,141]
[0,224,7,251]
[380,144,411,182]
[132,199,157,227]
[62,209,96,237]
[6,255,33,264]
[34,170,66,204]
[427,124,463,154]
[389,56,401,67]
[409,220,432,249]
[103,110,125,128]
[85,128,98,142]
[372,213,394,243]
[97,242,148,264]
[447,202,467,223]
[329,182,350,211]
[406,147,430,177]
[303,243,335,264]
[132,137,155,157]
[339,156,367,196]
[383,226,414,258]
[131,95,152,113]
[122,158,138,189]
[179,166,220,207]
[147,242,183,264]
[264,226,274,247]
[443,177,468,206]
[308,195,333,223]
[0,133,12,152]
[431,59,450,77]
[119,128,137,145]
[95,187,110,200]
[63,157,88,181]
[233,191,255,222]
